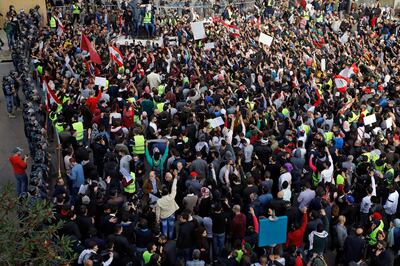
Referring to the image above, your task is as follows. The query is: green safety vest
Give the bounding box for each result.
[37,65,43,75]
[157,85,165,96]
[282,108,289,117]
[124,172,136,194]
[62,95,70,104]
[235,249,244,263]
[348,111,359,123]
[302,124,311,135]
[49,111,58,124]
[50,16,57,29]
[324,132,334,143]
[55,122,64,134]
[132,135,145,155]
[156,102,164,113]
[375,163,386,172]
[336,174,345,186]
[386,168,395,185]
[312,172,320,188]
[72,4,80,15]
[72,121,84,141]
[143,12,152,24]
[143,251,153,264]
[362,152,372,163]
[369,220,384,245]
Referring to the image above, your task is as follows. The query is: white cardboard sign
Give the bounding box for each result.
[259,32,273,46]
[191,21,206,40]
[95,77,107,87]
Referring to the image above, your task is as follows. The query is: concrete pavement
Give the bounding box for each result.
[0,62,29,185]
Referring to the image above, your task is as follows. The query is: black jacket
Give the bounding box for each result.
[177,221,196,249]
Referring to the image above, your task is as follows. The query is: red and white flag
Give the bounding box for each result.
[109,46,124,67]
[225,24,241,37]
[56,17,64,36]
[334,63,359,93]
[81,33,102,65]
[43,80,61,111]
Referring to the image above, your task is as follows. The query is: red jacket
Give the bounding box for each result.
[286,212,308,248]
[9,155,27,175]
[231,213,246,240]
[86,90,102,113]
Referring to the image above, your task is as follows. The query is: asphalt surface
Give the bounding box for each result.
[0,62,29,186]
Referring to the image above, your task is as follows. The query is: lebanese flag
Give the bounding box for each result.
[80,33,102,65]
[333,75,350,93]
[56,17,64,36]
[109,46,124,67]
[43,80,61,111]
[334,64,359,93]
[225,24,241,37]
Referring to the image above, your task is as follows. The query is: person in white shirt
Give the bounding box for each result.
[384,187,399,220]
[78,241,113,266]
[281,181,292,202]
[279,163,292,191]
[320,147,334,184]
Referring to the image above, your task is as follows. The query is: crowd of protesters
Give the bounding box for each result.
[3,0,400,265]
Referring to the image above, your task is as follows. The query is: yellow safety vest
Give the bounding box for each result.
[124,172,136,194]
[62,95,70,104]
[143,12,152,24]
[316,14,324,23]
[336,174,345,186]
[156,102,165,113]
[348,111,359,123]
[369,220,384,245]
[72,4,80,15]
[37,65,43,75]
[132,135,145,155]
[375,163,386,172]
[50,16,57,29]
[55,122,64,133]
[386,168,395,185]
[267,0,273,7]
[157,85,165,96]
[49,111,58,124]
[362,152,372,163]
[324,132,334,143]
[72,121,84,141]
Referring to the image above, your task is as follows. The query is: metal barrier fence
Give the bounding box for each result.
[51,0,257,18]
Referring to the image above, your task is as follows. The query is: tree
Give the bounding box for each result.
[0,183,76,265]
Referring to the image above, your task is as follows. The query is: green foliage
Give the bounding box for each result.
[0,183,76,265]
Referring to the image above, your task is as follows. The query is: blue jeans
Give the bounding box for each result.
[161,213,175,240]
[5,95,13,114]
[144,23,155,37]
[15,173,28,196]
[213,233,225,258]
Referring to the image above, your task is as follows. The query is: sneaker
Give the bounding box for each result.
[15,107,22,112]
[8,113,16,118]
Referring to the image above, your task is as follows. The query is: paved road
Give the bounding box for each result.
[0,62,29,186]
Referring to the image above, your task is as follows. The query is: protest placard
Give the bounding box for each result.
[95,77,107,87]
[259,32,273,46]
[208,117,225,128]
[258,216,288,247]
[191,21,206,40]
[204,42,215,50]
[321,58,326,72]
[364,114,377,125]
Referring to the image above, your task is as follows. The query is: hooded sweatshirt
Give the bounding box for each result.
[388,218,400,250]
[309,215,329,254]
